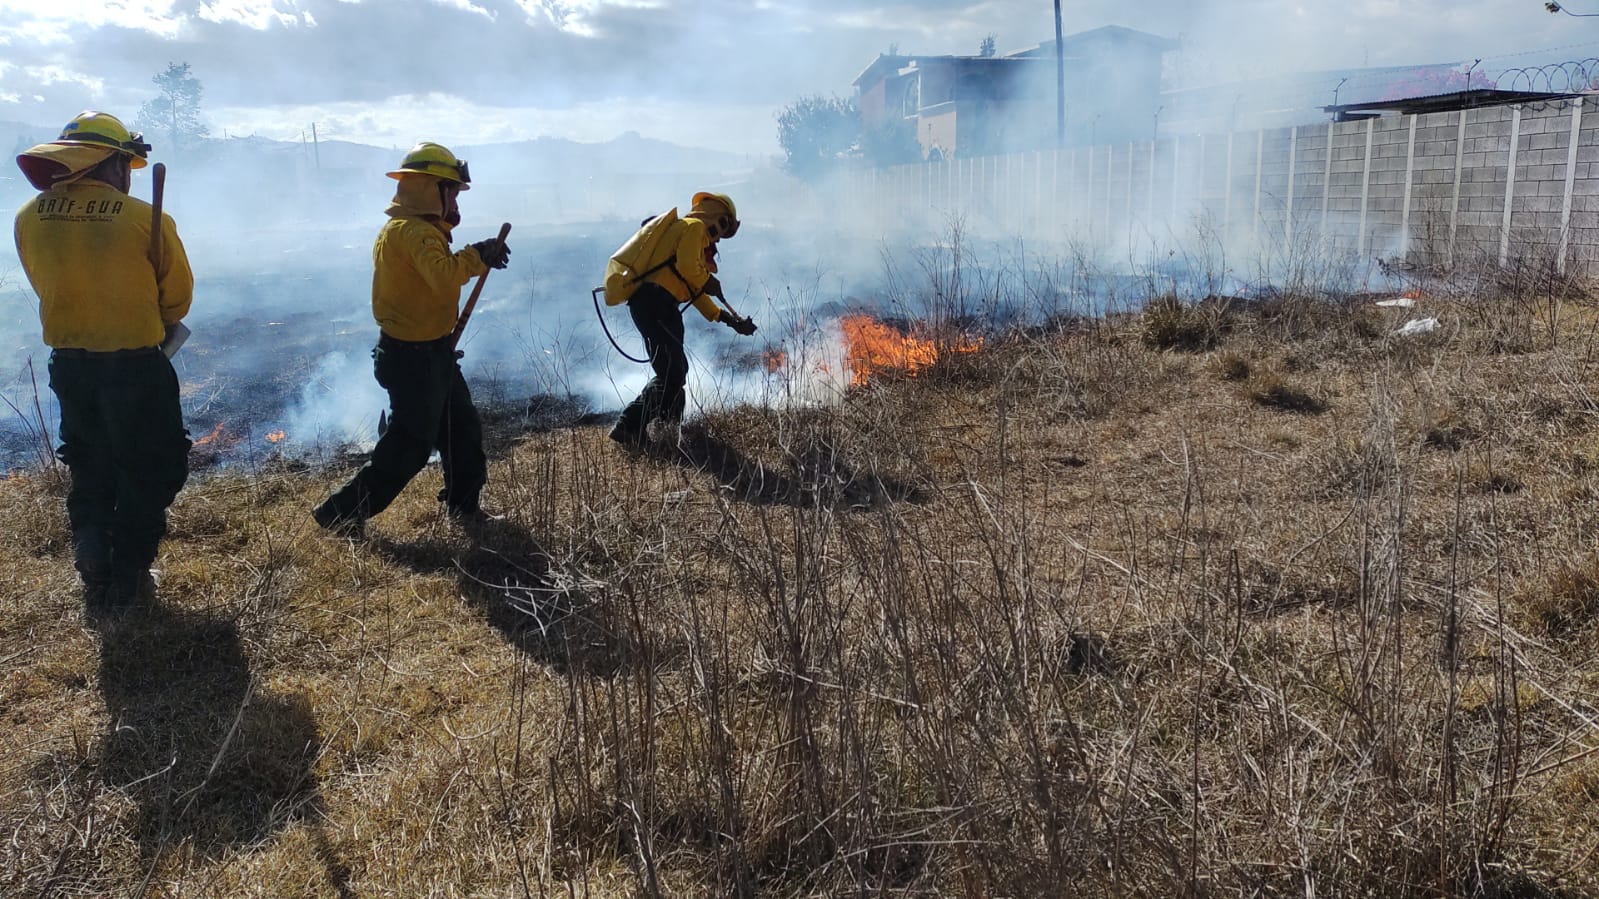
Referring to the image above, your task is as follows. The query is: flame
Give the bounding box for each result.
[839,314,978,386]
[1403,288,1424,300]
[762,348,788,373]
[265,429,287,443]
[193,422,226,447]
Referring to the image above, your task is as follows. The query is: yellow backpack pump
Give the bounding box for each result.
[600,208,680,306]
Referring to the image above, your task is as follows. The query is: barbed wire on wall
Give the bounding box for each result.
[1493,58,1599,94]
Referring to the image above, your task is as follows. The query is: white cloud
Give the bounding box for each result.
[23,65,106,94]
[197,0,313,29]
[0,0,184,40]
[430,0,494,20]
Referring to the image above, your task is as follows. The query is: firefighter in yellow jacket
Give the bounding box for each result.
[12,111,194,612]
[313,142,510,533]
[609,191,755,448]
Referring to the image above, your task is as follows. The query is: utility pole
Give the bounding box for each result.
[311,121,321,170]
[1054,0,1066,147]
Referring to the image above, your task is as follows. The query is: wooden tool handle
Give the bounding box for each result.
[148,162,167,268]
[450,222,513,352]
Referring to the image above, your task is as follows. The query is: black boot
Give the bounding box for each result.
[73,528,114,611]
[609,420,647,450]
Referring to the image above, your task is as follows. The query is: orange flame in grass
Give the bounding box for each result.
[762,348,788,373]
[265,430,286,443]
[839,314,979,387]
[193,422,226,447]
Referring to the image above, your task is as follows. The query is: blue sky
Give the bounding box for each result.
[0,0,1590,155]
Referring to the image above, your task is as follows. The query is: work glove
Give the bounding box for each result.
[470,238,510,270]
[722,312,757,336]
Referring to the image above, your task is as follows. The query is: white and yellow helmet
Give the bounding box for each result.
[387,141,470,189]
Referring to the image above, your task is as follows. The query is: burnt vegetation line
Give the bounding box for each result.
[7,257,1599,897]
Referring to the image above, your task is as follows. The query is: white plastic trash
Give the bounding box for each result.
[1393,317,1439,337]
[1375,297,1416,308]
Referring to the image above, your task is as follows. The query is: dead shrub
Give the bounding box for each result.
[1466,461,1524,495]
[1210,350,1251,382]
[1249,373,1328,415]
[1421,410,1478,452]
[1522,554,1599,637]
[1140,294,1224,352]
[1315,435,1397,496]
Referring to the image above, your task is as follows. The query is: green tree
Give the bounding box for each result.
[979,34,997,57]
[136,62,208,153]
[776,95,860,181]
[860,117,922,167]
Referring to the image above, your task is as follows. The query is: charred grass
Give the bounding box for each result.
[8,288,1599,896]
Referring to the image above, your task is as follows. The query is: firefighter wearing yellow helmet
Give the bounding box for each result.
[608,190,755,449]
[313,141,511,533]
[11,110,194,615]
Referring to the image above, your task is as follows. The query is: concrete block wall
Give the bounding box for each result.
[850,95,1599,273]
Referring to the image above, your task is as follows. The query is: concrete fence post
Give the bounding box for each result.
[1500,105,1522,267]
[1320,121,1333,241]
[1560,99,1584,274]
[1286,126,1298,247]
[1401,116,1418,259]
[1449,110,1466,266]
[1126,141,1136,236]
[1253,130,1264,245]
[1148,139,1157,224]
[1357,117,1374,258]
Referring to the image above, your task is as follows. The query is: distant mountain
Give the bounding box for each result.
[188,130,758,183]
[462,131,755,178]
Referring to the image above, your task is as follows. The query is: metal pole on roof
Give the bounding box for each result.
[1054,0,1066,147]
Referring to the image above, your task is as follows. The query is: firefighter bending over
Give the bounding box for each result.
[608,191,756,449]
[12,111,195,614]
[313,142,510,535]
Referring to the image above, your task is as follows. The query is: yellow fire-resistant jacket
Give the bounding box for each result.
[13,180,193,351]
[371,217,488,341]
[642,214,722,322]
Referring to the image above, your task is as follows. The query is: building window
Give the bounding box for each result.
[901,76,920,118]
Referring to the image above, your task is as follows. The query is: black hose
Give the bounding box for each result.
[592,287,651,364]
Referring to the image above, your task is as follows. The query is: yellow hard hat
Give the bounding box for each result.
[56,111,150,169]
[691,191,739,239]
[387,141,470,189]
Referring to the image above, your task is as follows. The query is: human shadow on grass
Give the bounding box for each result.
[640,424,930,509]
[370,518,637,677]
[93,605,339,888]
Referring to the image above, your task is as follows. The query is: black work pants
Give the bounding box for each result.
[48,347,190,582]
[615,283,688,436]
[317,333,486,522]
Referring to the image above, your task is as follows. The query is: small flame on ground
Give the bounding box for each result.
[265,429,287,443]
[193,422,226,447]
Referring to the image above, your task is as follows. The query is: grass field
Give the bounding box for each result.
[6,270,1599,897]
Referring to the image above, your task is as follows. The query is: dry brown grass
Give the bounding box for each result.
[8,287,1599,897]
